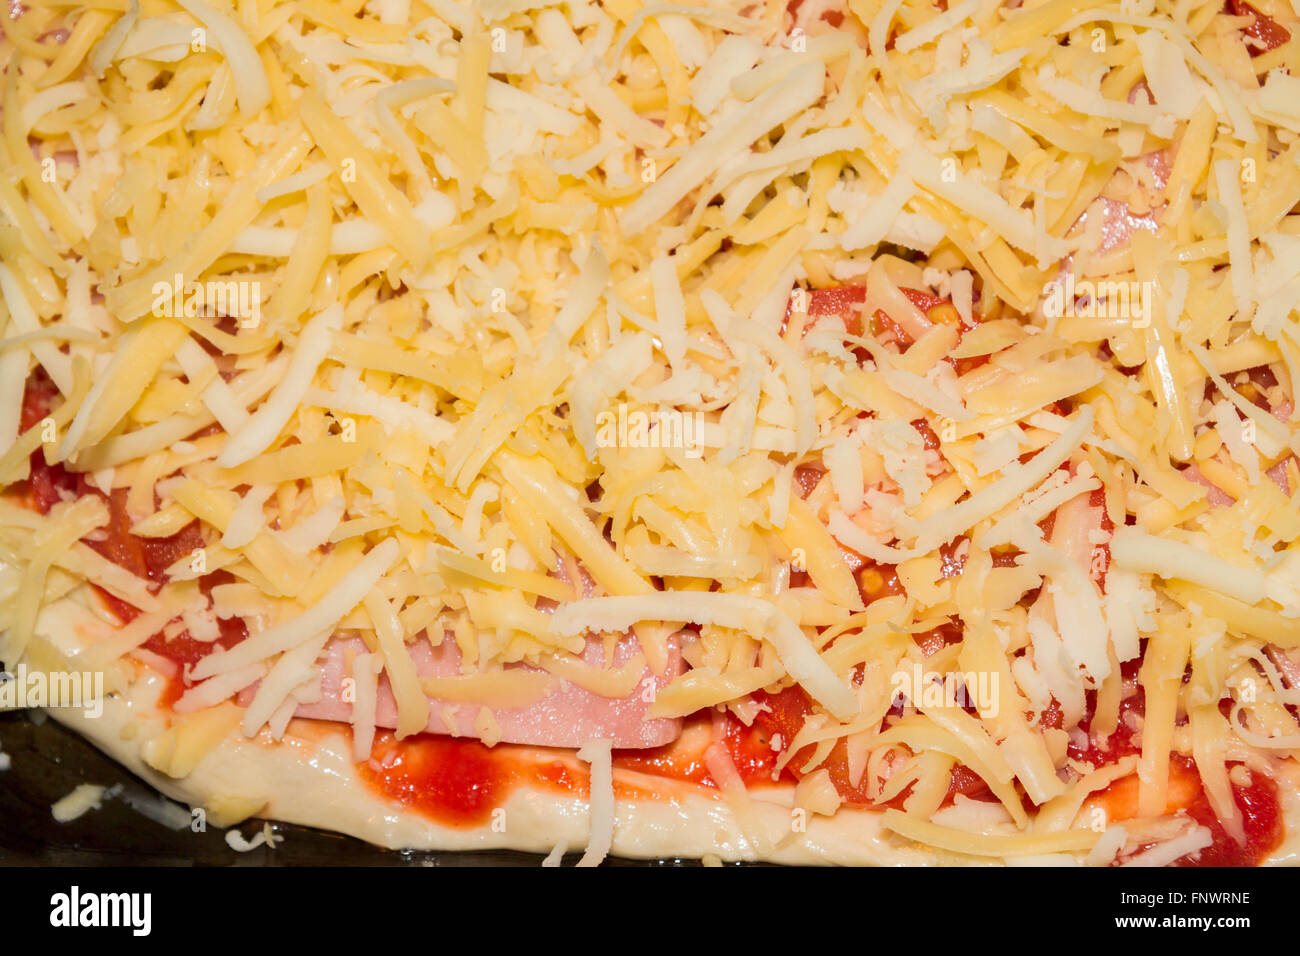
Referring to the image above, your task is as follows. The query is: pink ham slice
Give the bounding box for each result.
[1050,484,1107,580]
[1184,456,1295,505]
[280,632,684,749]
[1072,150,1168,257]
[1265,645,1300,690]
[1052,149,1165,296]
[1182,464,1238,506]
[1095,149,1168,253]
[229,554,687,748]
[1092,198,1159,256]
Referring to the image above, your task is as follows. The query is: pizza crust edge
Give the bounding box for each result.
[27,590,1300,866]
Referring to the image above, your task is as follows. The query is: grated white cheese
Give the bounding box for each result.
[51,783,109,823]
[551,592,858,720]
[575,738,614,867]
[191,537,401,679]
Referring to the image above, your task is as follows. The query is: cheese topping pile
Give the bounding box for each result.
[3,0,1300,861]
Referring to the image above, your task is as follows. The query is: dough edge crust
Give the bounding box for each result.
[28,593,1300,866]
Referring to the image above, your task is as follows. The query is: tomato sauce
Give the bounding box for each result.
[1091,756,1283,867]
[1058,660,1283,865]
[15,371,77,511]
[359,732,545,828]
[358,713,791,830]
[794,284,989,390]
[749,684,990,809]
[613,712,791,789]
[13,374,247,678]
[1181,764,1283,867]
[788,284,975,338]
[1228,0,1291,54]
[806,284,867,321]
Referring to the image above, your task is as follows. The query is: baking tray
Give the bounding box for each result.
[0,711,695,866]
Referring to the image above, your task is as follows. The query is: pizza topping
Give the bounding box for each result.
[1,0,1298,865]
[281,633,683,748]
[552,592,858,720]
[576,738,615,867]
[359,733,519,829]
[1229,0,1292,54]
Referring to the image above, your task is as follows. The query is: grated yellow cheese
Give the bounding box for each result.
[2,0,1298,864]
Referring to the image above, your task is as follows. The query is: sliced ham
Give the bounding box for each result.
[1182,463,1238,506]
[1050,487,1107,579]
[221,552,686,751]
[1092,199,1159,256]
[1054,149,1165,292]
[1268,457,1294,496]
[1183,456,1295,505]
[1265,645,1300,690]
[276,631,684,750]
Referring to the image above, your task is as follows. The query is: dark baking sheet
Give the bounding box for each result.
[0,711,694,866]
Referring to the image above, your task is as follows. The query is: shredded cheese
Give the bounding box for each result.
[3,0,1298,867]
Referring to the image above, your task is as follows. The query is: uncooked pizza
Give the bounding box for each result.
[2,0,1300,866]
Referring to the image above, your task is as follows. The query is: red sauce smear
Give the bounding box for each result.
[748,684,991,809]
[359,713,788,829]
[789,285,986,377]
[1181,763,1283,867]
[12,374,247,694]
[613,711,790,789]
[1048,662,1283,865]
[1092,757,1283,866]
[359,733,549,828]
[805,284,867,321]
[358,724,789,829]
[1228,0,1291,54]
